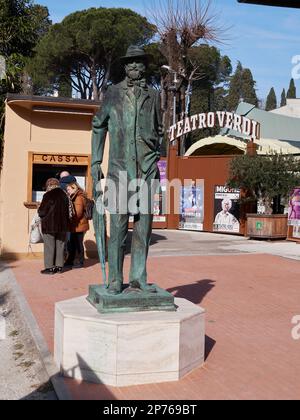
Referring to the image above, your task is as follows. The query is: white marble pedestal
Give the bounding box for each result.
[54,296,205,387]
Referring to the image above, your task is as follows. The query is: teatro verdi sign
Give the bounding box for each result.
[169,111,261,142]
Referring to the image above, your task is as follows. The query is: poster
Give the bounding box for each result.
[213,185,241,233]
[157,160,167,188]
[154,160,167,223]
[292,226,300,239]
[179,181,204,231]
[288,188,300,227]
[129,160,167,223]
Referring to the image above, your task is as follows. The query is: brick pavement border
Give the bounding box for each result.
[0,267,72,401]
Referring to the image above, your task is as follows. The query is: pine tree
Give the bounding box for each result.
[227,62,243,111]
[227,63,258,110]
[265,87,277,111]
[280,88,287,107]
[241,68,258,107]
[188,45,232,146]
[287,78,296,99]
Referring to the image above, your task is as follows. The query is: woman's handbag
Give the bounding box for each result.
[29,213,43,244]
[84,198,95,220]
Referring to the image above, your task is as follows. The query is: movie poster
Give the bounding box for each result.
[288,188,300,227]
[179,180,204,231]
[292,226,300,239]
[129,160,167,223]
[153,160,167,223]
[213,186,241,233]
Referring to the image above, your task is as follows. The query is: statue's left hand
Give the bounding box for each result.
[91,164,102,183]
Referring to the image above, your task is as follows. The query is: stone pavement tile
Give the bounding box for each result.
[10,253,300,400]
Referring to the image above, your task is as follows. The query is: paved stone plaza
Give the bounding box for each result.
[1,231,300,400]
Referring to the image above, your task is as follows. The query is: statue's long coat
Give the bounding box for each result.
[92,80,163,199]
[91,79,163,287]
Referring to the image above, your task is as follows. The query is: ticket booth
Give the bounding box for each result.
[27,152,92,208]
[0,94,103,259]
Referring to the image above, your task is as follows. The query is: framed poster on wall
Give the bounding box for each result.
[179,180,204,231]
[154,160,167,223]
[129,160,167,224]
[213,185,241,233]
[288,187,300,227]
[292,226,300,239]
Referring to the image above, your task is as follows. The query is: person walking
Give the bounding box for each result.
[64,182,89,269]
[38,178,70,275]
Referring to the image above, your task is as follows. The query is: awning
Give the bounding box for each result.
[185,135,300,157]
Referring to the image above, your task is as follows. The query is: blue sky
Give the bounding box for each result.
[37,0,300,104]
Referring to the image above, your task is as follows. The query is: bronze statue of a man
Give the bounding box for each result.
[91,45,163,295]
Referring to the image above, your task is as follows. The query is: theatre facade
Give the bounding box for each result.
[1,94,300,258]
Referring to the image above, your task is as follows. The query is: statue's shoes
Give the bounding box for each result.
[140,284,157,294]
[107,284,122,295]
[129,282,157,294]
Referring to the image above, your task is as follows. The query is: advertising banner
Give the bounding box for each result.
[154,160,167,223]
[292,226,300,239]
[213,185,241,233]
[179,181,204,231]
[288,187,300,227]
[129,160,167,223]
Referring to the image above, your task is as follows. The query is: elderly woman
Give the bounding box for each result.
[64,182,89,269]
[38,178,70,275]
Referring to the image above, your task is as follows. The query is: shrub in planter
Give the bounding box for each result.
[227,153,300,215]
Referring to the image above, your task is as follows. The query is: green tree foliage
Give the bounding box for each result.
[287,78,296,99]
[226,62,243,111]
[241,68,258,106]
[280,88,287,107]
[144,43,167,89]
[227,62,258,111]
[0,0,50,57]
[265,87,277,111]
[29,8,156,100]
[0,0,51,165]
[227,153,300,215]
[188,45,232,144]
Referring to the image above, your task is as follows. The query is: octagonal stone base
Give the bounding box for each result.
[54,296,205,387]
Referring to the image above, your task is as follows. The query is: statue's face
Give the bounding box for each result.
[125,59,146,81]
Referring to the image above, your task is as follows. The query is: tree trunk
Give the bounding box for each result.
[91,61,99,101]
[21,71,33,95]
[263,197,273,216]
[100,58,112,102]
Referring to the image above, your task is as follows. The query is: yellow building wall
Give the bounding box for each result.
[0,101,108,259]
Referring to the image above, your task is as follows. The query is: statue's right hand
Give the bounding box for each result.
[92,115,101,129]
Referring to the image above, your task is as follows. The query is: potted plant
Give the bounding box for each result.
[227,153,300,239]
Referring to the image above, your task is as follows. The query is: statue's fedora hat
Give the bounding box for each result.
[120,45,152,63]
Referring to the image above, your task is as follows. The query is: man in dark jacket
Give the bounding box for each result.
[38,178,70,274]
[91,45,163,294]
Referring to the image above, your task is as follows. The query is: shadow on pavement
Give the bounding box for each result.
[20,353,117,400]
[167,279,216,305]
[20,381,57,400]
[54,354,116,400]
[205,336,216,361]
